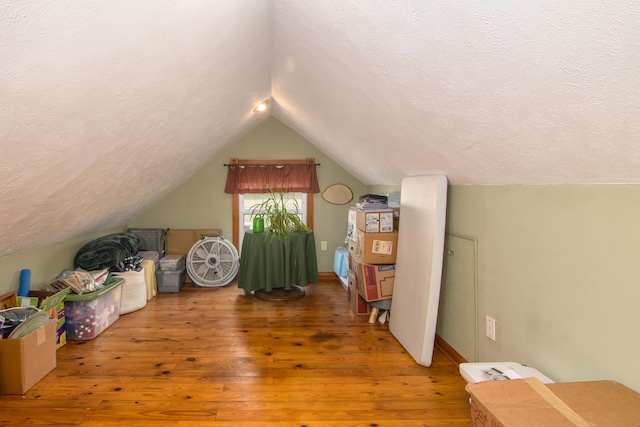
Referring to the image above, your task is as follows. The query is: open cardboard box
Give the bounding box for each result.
[0,291,57,394]
[0,291,18,310]
[29,287,71,349]
[466,376,640,426]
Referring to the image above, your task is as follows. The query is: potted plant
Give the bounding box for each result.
[249,190,310,241]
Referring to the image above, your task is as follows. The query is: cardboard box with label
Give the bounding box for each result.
[347,271,370,315]
[351,207,395,233]
[0,292,58,394]
[349,229,398,264]
[351,257,395,302]
[466,377,640,426]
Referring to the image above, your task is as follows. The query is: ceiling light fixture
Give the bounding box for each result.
[253,99,269,113]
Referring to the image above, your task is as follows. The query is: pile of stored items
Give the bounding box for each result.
[62,276,124,340]
[0,230,160,394]
[0,306,45,339]
[0,267,125,394]
[0,291,59,394]
[154,228,224,290]
[341,193,400,323]
[0,228,229,395]
[73,231,159,317]
[1,231,154,346]
[74,232,146,272]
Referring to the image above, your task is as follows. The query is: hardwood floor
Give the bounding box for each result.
[0,277,471,426]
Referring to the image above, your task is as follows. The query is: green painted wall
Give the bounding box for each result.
[129,116,368,273]
[368,181,640,393]
[442,184,640,392]
[0,227,125,295]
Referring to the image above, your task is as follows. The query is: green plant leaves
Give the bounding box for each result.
[249,190,310,241]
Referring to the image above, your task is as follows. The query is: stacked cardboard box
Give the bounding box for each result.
[346,201,399,315]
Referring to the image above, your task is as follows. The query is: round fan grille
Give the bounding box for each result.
[186,235,239,287]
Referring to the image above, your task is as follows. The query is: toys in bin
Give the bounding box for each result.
[49,268,110,294]
[63,278,124,340]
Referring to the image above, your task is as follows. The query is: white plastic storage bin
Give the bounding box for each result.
[159,255,184,271]
[459,362,554,384]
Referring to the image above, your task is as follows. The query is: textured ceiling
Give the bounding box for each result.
[1,1,640,257]
[271,1,640,186]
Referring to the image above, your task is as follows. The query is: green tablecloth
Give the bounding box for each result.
[238,230,319,292]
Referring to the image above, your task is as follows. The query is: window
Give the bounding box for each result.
[237,192,308,252]
[225,158,318,252]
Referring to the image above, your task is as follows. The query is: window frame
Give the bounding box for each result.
[230,159,315,251]
[236,192,308,252]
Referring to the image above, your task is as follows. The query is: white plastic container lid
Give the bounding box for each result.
[459,362,555,384]
[160,255,184,263]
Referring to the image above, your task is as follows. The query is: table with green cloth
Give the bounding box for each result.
[238,230,319,292]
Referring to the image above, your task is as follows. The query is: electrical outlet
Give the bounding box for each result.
[486,315,496,341]
[320,241,327,251]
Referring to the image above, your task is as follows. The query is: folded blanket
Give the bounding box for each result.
[111,255,145,272]
[74,232,141,271]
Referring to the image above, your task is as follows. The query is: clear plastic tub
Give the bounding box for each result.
[63,278,124,340]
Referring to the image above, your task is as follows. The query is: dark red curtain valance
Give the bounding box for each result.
[225,163,320,194]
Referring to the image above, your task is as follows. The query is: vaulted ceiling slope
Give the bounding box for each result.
[271,2,640,186]
[1,1,639,258]
[1,1,271,257]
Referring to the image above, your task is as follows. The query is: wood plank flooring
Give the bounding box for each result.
[0,277,471,426]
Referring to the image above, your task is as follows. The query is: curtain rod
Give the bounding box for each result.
[224,163,321,167]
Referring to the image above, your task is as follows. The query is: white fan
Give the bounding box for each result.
[186,235,239,287]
